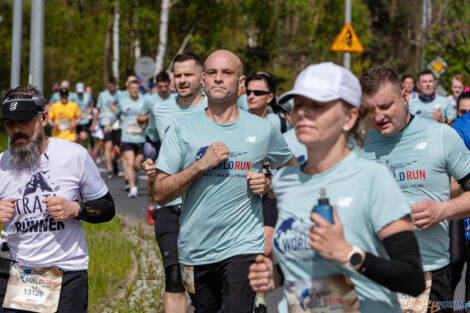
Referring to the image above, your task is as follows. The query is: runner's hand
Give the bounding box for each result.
[411,199,446,230]
[43,196,80,222]
[142,159,157,177]
[308,206,353,264]
[0,199,16,223]
[198,142,229,171]
[246,172,268,195]
[248,255,276,292]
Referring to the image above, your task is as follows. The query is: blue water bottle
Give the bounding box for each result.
[312,188,334,259]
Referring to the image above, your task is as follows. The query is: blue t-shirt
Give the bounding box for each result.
[75,93,93,125]
[362,116,470,271]
[453,111,470,150]
[409,95,457,122]
[237,93,249,111]
[283,129,307,163]
[273,151,410,313]
[96,90,118,127]
[115,97,146,144]
[157,109,293,265]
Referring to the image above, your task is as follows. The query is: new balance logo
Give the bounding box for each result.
[9,102,18,111]
[414,142,427,150]
[245,136,256,143]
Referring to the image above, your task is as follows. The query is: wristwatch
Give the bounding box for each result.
[344,245,364,270]
[75,201,88,221]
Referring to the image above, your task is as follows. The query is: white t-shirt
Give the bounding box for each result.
[0,138,108,271]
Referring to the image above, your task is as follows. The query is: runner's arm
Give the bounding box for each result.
[81,192,115,223]
[137,113,149,124]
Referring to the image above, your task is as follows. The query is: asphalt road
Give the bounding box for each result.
[99,162,468,313]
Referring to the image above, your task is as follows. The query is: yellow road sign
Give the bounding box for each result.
[331,23,364,53]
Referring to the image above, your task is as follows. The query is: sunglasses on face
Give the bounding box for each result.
[246,89,270,96]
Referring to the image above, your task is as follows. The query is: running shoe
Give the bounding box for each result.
[128,186,138,198]
[107,171,113,180]
[146,207,155,225]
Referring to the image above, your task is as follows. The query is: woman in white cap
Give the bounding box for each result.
[248,62,425,313]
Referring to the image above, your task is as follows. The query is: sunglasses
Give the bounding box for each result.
[246,89,270,96]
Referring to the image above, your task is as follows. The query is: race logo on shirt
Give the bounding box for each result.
[14,170,64,234]
[385,160,426,190]
[273,218,313,261]
[195,146,251,176]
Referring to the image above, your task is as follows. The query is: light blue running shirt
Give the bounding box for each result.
[283,128,307,163]
[96,90,118,127]
[115,97,146,144]
[144,93,207,207]
[157,109,293,265]
[75,93,93,125]
[272,151,411,313]
[362,116,470,272]
[139,93,163,143]
[408,95,457,122]
[49,91,79,105]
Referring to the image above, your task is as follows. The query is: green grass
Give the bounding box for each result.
[85,215,135,312]
[0,131,8,152]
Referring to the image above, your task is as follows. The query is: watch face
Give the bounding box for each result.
[351,253,362,266]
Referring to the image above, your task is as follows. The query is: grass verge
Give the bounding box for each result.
[85,214,135,312]
[0,131,8,152]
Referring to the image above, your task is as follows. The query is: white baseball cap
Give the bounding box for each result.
[75,82,85,93]
[278,62,362,109]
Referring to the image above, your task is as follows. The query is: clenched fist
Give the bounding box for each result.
[43,196,80,222]
[198,142,229,171]
[246,172,269,195]
[142,158,157,177]
[0,199,16,224]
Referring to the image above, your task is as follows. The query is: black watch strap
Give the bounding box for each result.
[75,201,88,221]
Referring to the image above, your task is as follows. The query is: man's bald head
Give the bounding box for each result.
[205,50,243,77]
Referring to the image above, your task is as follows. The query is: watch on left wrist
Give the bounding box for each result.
[75,201,88,221]
[343,245,364,271]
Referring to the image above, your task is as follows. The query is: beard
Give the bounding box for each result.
[9,132,44,168]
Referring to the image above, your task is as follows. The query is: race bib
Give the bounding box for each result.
[126,122,142,135]
[3,264,62,313]
[180,264,195,294]
[111,120,120,130]
[397,272,433,313]
[57,119,70,131]
[285,275,360,313]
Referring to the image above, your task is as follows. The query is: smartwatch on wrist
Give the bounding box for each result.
[75,201,88,221]
[344,245,364,270]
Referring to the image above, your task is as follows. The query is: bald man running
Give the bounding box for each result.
[154,50,296,313]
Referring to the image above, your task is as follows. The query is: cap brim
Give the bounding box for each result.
[1,111,38,121]
[278,90,340,104]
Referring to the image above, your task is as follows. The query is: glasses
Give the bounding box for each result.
[246,89,270,97]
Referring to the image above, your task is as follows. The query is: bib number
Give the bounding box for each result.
[126,122,142,135]
[3,264,63,313]
[285,274,360,313]
[58,119,70,131]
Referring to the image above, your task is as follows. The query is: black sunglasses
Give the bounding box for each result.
[246,89,270,96]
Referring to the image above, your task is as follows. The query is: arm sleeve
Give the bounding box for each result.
[155,122,183,175]
[82,192,115,223]
[359,231,425,297]
[442,125,470,180]
[265,124,294,169]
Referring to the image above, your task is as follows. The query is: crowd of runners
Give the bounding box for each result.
[0,49,470,313]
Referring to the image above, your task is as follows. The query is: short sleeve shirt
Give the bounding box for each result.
[115,97,146,144]
[75,93,93,125]
[362,116,470,271]
[49,101,81,141]
[0,138,108,271]
[272,151,410,313]
[409,95,457,122]
[96,90,117,127]
[283,129,307,163]
[157,109,293,265]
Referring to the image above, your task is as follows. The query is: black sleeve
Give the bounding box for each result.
[458,172,470,191]
[83,192,115,223]
[358,231,425,297]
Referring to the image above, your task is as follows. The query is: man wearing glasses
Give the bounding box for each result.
[0,85,115,312]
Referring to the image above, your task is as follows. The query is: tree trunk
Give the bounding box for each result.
[103,19,112,89]
[112,3,120,84]
[155,0,171,75]
[167,26,195,71]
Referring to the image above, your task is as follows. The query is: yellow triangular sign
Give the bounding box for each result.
[331,23,364,52]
